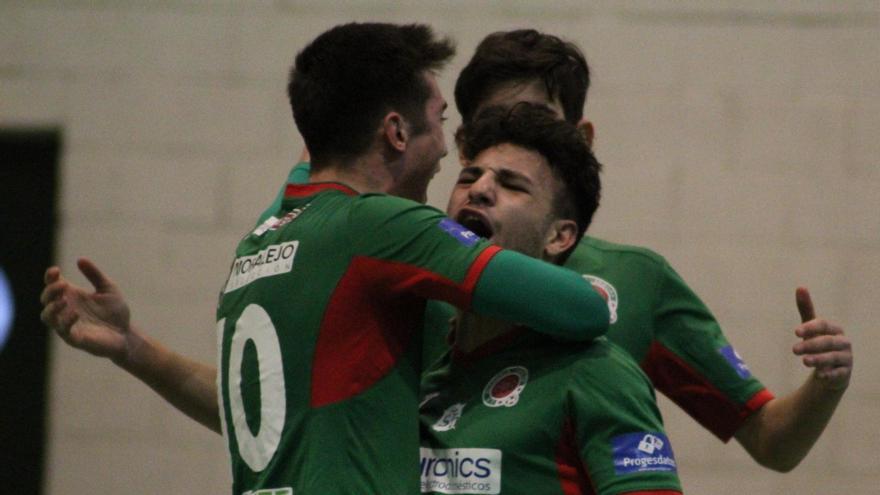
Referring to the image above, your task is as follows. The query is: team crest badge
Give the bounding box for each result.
[583,275,618,324]
[482,366,528,408]
[432,403,466,431]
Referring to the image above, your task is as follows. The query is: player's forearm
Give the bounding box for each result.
[472,250,609,340]
[114,326,222,434]
[734,372,846,472]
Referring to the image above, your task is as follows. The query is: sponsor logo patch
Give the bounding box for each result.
[718,345,752,379]
[612,432,677,475]
[583,274,618,324]
[482,366,528,408]
[439,218,480,247]
[420,447,501,494]
[432,403,466,432]
[224,241,299,293]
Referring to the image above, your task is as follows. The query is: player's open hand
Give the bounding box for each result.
[792,287,852,391]
[40,258,132,363]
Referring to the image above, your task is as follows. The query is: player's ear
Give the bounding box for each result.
[544,219,578,260]
[383,112,409,152]
[576,118,594,148]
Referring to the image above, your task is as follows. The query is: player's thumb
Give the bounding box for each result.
[795,287,816,323]
[77,257,116,293]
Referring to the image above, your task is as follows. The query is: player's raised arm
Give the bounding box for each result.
[733,287,852,472]
[40,258,221,433]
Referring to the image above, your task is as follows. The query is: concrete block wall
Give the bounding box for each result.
[1,1,876,493]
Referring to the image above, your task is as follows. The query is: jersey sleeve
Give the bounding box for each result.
[422,300,456,367]
[569,345,682,495]
[347,194,609,342]
[643,260,773,441]
[256,161,312,226]
[473,250,609,340]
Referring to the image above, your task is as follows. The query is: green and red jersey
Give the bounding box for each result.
[565,237,773,441]
[420,331,683,495]
[262,162,772,443]
[220,181,608,494]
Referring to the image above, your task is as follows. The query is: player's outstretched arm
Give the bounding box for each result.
[472,249,610,340]
[40,258,222,434]
[734,287,852,472]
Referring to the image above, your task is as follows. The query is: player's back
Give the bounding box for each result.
[217,183,432,494]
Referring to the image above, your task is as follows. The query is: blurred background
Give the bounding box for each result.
[0,1,877,493]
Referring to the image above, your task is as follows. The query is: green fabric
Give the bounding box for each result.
[218,187,496,494]
[263,162,767,442]
[422,300,456,368]
[420,334,682,495]
[257,162,311,226]
[564,236,769,440]
[472,249,609,341]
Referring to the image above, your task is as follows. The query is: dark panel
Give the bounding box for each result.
[0,129,61,494]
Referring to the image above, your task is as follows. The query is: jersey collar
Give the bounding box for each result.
[284,182,359,199]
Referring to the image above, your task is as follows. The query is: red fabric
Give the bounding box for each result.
[311,255,491,407]
[284,182,358,198]
[642,341,773,442]
[460,245,502,301]
[555,416,595,495]
[745,388,775,412]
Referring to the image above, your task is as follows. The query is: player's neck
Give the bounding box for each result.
[454,312,517,354]
[309,153,393,194]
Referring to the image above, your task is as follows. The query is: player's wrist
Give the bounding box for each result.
[808,369,849,394]
[111,324,148,369]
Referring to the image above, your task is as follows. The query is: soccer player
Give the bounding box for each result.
[446,29,852,472]
[40,23,610,495]
[264,28,852,473]
[420,102,683,495]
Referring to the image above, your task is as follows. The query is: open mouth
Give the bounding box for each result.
[457,210,494,239]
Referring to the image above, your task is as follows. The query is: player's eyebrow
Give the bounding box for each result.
[494,167,533,186]
[458,165,482,176]
[463,163,534,186]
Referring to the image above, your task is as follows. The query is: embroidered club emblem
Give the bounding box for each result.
[583,274,618,324]
[482,366,528,408]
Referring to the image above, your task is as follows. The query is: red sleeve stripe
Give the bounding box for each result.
[459,245,502,308]
[745,388,775,412]
[642,341,773,442]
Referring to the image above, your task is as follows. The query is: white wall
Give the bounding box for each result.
[2,1,877,493]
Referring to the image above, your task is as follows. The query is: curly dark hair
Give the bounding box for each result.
[457,103,601,262]
[455,29,589,124]
[288,23,455,165]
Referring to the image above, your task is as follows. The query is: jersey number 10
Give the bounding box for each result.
[217,304,287,472]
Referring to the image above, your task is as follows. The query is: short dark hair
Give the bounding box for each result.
[288,23,455,164]
[457,103,601,262]
[455,29,589,125]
